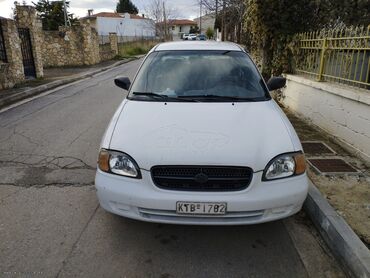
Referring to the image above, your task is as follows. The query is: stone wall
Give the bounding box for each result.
[42,22,117,67]
[99,43,115,61]
[42,22,101,67]
[281,74,370,163]
[0,18,25,90]
[80,19,100,65]
[0,5,118,91]
[16,5,44,78]
[42,26,85,67]
[109,33,118,56]
[99,33,118,62]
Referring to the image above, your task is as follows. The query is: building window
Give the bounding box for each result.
[0,21,7,63]
[172,26,175,30]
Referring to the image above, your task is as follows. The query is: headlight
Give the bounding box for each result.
[262,152,306,181]
[98,149,141,178]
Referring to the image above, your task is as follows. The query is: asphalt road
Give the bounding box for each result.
[0,59,345,278]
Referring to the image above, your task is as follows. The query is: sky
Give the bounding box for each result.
[0,0,200,20]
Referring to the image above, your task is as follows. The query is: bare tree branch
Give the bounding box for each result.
[143,0,180,40]
[197,0,245,42]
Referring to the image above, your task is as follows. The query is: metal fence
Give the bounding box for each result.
[295,25,370,89]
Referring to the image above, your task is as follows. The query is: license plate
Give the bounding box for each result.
[176,202,227,215]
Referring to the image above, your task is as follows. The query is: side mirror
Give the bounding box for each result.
[114,77,131,91]
[266,76,286,91]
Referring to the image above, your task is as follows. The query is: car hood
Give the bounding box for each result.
[109,100,297,171]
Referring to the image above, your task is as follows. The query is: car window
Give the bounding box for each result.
[129,50,269,102]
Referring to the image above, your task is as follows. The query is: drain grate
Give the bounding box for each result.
[302,142,336,155]
[308,158,358,173]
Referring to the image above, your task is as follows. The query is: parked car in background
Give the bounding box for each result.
[188,34,197,40]
[182,33,189,40]
[95,41,309,225]
[197,34,207,40]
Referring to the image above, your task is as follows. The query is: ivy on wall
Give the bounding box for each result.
[243,0,370,78]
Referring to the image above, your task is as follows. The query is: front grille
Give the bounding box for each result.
[138,208,265,223]
[151,166,253,191]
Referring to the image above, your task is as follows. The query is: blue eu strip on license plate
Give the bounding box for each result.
[176,202,227,215]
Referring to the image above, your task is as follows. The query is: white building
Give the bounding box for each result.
[168,19,197,40]
[86,12,156,42]
[194,14,216,35]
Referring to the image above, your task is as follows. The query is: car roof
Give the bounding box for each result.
[152,41,244,52]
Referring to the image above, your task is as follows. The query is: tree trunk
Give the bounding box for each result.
[221,1,225,41]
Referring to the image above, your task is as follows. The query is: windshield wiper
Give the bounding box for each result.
[132,92,199,102]
[178,95,265,102]
[132,92,168,98]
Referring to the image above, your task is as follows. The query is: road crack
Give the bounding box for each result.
[13,128,42,147]
[55,203,100,278]
[0,155,96,188]
[0,182,94,188]
[0,155,95,170]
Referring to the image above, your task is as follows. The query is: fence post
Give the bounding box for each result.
[317,38,327,81]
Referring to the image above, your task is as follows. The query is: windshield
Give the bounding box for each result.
[128,50,270,102]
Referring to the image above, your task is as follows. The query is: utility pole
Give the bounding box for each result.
[215,0,218,17]
[63,0,71,26]
[199,0,202,34]
[163,1,167,40]
[222,0,225,41]
[215,0,218,40]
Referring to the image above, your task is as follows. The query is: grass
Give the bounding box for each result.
[12,77,47,88]
[118,40,158,57]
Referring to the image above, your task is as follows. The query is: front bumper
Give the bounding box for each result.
[95,169,309,225]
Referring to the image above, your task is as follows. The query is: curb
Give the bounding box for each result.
[304,181,370,278]
[0,58,137,110]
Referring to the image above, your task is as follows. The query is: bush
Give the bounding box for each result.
[244,0,370,78]
[206,27,214,39]
[125,46,146,56]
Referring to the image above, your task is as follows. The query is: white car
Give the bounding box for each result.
[187,34,197,40]
[95,41,309,225]
[182,33,189,40]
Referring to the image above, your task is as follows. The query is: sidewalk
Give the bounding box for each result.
[281,105,370,276]
[0,58,137,110]
[282,107,370,246]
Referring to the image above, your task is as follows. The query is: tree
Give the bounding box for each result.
[206,27,214,39]
[116,0,139,14]
[243,0,370,78]
[144,0,180,40]
[190,25,200,34]
[32,0,76,30]
[199,0,245,42]
[323,0,370,26]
